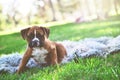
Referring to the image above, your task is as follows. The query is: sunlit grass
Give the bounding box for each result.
[0,20,71,35]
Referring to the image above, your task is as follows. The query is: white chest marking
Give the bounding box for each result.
[32,47,48,64]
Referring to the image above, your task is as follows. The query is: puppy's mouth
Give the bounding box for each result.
[29,41,41,48]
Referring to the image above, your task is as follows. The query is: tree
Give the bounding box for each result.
[4,0,21,27]
[57,0,80,20]
[0,5,2,30]
[49,0,56,21]
[114,0,120,15]
[34,0,47,22]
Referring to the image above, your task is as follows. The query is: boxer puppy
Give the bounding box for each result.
[17,26,66,73]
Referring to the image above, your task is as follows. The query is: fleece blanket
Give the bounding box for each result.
[0,35,120,73]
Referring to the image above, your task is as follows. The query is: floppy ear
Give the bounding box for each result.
[40,27,50,38]
[21,28,30,40]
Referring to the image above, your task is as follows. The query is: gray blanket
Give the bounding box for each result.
[0,35,120,73]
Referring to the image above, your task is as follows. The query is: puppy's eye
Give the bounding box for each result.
[27,34,33,39]
[36,34,43,38]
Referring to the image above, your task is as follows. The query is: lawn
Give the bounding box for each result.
[0,15,120,80]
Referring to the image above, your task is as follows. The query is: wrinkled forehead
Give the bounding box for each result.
[27,27,44,35]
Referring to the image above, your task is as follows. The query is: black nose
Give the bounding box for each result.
[29,40,40,48]
[33,40,38,45]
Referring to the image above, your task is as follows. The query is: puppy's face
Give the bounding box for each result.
[21,26,50,48]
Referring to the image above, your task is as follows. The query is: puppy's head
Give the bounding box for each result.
[21,26,50,48]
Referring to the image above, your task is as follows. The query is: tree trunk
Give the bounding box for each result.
[49,0,56,21]
[114,0,119,15]
[57,0,65,19]
[13,15,18,27]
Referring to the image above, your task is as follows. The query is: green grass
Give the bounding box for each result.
[0,15,120,80]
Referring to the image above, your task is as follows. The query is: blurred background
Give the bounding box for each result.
[0,0,120,55]
[0,0,120,31]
